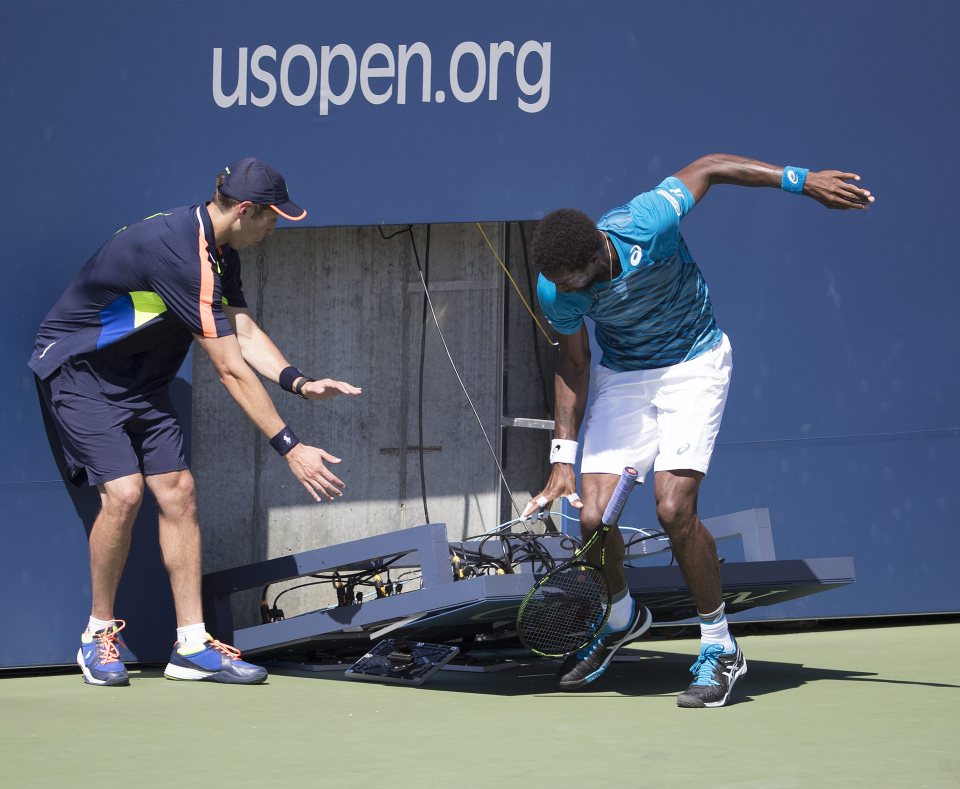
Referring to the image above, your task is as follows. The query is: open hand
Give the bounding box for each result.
[285,443,345,501]
[805,170,875,210]
[521,464,584,518]
[299,378,363,400]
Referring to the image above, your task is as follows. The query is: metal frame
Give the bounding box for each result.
[203,519,854,659]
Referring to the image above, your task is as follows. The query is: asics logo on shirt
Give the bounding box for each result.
[630,246,642,266]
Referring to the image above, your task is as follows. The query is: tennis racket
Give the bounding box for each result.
[516,466,639,657]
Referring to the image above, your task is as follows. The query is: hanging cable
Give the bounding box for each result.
[379,224,431,521]
[411,227,522,515]
[378,224,524,517]
[517,222,553,415]
[475,222,557,347]
[416,226,431,523]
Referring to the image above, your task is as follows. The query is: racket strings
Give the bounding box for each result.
[518,564,608,656]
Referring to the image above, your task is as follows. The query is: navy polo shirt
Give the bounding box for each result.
[29,204,246,399]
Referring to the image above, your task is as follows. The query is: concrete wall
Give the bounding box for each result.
[192,221,555,625]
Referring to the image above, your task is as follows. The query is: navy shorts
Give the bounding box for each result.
[37,372,188,487]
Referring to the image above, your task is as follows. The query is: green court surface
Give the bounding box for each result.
[2,620,957,788]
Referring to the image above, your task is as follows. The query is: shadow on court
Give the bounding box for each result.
[250,641,959,701]
[20,619,956,708]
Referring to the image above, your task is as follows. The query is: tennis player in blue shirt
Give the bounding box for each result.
[523,154,873,706]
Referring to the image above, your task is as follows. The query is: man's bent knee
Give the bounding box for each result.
[656,497,695,529]
[577,507,604,535]
[99,475,145,516]
[148,470,198,518]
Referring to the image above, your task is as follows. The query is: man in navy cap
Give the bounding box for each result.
[30,158,362,687]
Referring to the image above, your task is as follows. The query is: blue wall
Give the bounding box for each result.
[3,1,958,667]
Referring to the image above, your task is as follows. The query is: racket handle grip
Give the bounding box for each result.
[602,466,639,525]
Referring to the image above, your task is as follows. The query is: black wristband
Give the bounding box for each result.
[293,376,315,397]
[279,366,305,393]
[270,425,300,455]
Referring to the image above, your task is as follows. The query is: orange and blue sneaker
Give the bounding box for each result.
[77,620,129,687]
[164,636,267,684]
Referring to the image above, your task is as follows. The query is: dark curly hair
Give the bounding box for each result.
[532,208,603,277]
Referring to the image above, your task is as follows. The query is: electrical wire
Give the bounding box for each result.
[377,224,433,523]
[260,510,674,620]
[416,225,431,523]
[517,222,552,415]
[378,223,529,518]
[384,224,523,514]
[261,554,411,618]
[475,222,556,346]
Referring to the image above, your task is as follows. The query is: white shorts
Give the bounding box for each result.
[580,334,732,482]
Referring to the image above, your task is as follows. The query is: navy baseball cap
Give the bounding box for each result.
[219,157,306,221]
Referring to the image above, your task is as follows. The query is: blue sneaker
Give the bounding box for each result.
[77,620,129,687]
[676,639,748,708]
[164,636,267,684]
[558,602,652,690]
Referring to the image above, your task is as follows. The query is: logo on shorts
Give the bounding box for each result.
[676,443,690,455]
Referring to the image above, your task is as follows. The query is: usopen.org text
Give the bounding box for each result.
[213,39,552,116]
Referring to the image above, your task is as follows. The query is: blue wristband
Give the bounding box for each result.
[781,166,809,194]
[279,366,305,393]
[270,425,300,455]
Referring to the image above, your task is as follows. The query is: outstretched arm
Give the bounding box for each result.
[225,306,362,400]
[673,153,874,209]
[194,332,347,502]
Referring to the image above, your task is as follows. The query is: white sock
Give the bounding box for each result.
[176,623,209,652]
[85,616,114,636]
[606,588,634,631]
[699,603,735,653]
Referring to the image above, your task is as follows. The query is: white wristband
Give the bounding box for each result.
[549,439,579,465]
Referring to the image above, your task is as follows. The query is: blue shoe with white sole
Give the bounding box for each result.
[164,636,267,684]
[77,620,129,687]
